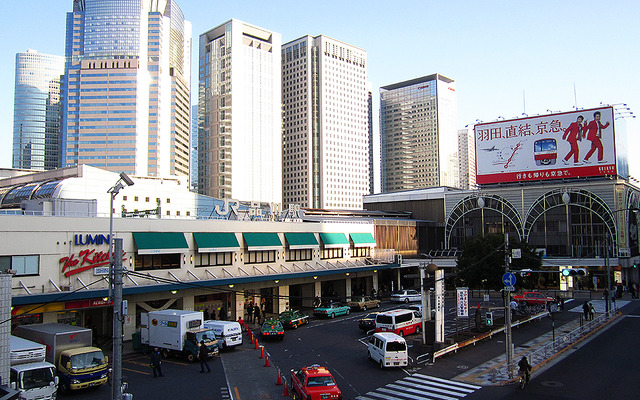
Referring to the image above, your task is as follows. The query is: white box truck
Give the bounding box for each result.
[15,323,109,393]
[10,336,58,400]
[203,320,243,350]
[141,309,218,361]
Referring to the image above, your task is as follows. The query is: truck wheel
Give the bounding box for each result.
[161,348,170,358]
[186,352,196,362]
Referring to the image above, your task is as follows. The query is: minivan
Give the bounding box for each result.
[203,320,243,350]
[375,309,421,336]
[367,332,408,368]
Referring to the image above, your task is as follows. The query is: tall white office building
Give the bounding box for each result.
[457,128,476,190]
[198,20,282,204]
[380,74,458,192]
[63,0,192,180]
[13,50,64,171]
[282,35,369,210]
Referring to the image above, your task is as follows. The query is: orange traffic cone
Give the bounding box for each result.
[264,355,270,367]
[260,346,265,359]
[276,369,283,385]
[255,338,259,350]
[282,380,290,396]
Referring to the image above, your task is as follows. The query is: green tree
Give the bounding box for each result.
[455,234,542,290]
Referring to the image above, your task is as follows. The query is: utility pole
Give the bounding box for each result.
[504,233,514,378]
[112,238,124,400]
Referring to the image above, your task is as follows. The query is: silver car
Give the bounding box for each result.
[390,289,421,303]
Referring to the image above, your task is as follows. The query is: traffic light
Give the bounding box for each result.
[485,311,494,326]
[561,268,587,277]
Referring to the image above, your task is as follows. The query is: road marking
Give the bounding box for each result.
[234,387,241,400]
[122,366,150,375]
[356,373,480,400]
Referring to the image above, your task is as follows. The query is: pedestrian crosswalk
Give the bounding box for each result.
[356,373,481,400]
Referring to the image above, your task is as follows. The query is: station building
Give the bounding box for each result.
[0,166,421,341]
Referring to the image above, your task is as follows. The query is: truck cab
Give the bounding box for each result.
[57,347,109,391]
[184,329,218,361]
[10,335,58,400]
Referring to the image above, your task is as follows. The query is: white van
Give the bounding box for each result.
[203,320,243,350]
[367,332,408,368]
[375,309,422,337]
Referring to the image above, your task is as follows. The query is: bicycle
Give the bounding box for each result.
[518,368,531,389]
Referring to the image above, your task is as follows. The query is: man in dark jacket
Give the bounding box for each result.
[150,348,163,377]
[199,341,211,373]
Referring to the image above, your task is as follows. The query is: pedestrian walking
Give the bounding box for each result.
[248,301,254,323]
[589,302,596,320]
[203,307,210,320]
[582,301,590,321]
[238,316,245,331]
[254,304,261,325]
[198,340,211,373]
[150,347,164,378]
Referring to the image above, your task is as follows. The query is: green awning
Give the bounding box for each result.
[193,233,240,253]
[350,232,377,247]
[284,232,319,250]
[132,232,188,255]
[319,233,350,248]
[243,232,282,251]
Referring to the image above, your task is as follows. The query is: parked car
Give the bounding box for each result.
[405,304,436,319]
[313,302,351,318]
[279,310,310,329]
[358,312,379,332]
[513,291,556,307]
[260,319,285,340]
[290,364,342,400]
[347,296,381,311]
[390,289,421,303]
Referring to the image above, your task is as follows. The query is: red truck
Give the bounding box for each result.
[290,364,342,400]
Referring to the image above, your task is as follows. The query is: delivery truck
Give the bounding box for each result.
[203,320,243,350]
[141,309,218,361]
[15,323,109,393]
[10,336,58,400]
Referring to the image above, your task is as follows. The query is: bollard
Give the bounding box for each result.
[264,355,270,367]
[276,369,283,385]
[260,345,265,359]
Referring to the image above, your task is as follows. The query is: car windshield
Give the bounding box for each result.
[386,341,407,352]
[319,302,334,308]
[19,367,56,390]
[307,375,336,387]
[70,350,105,369]
[195,330,215,342]
[364,313,377,319]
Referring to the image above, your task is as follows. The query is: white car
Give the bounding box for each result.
[390,290,421,303]
[405,304,436,319]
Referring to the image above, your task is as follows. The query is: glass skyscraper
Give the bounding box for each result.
[380,74,459,192]
[62,0,192,179]
[13,50,64,170]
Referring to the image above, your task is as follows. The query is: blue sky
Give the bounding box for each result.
[2,0,638,180]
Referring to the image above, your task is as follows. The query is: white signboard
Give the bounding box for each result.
[475,107,616,184]
[457,288,469,317]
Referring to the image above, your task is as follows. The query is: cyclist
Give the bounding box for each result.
[518,355,532,385]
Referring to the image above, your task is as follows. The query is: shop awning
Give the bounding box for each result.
[132,232,189,255]
[243,232,282,251]
[319,233,350,248]
[193,232,240,253]
[284,232,319,250]
[349,232,377,247]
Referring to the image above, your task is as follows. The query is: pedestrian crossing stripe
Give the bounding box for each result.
[356,373,481,400]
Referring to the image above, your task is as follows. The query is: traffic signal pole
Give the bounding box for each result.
[504,233,514,378]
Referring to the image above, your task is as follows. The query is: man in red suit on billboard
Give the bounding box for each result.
[583,111,610,163]
[562,115,585,165]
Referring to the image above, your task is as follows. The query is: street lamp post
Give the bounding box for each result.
[107,173,134,400]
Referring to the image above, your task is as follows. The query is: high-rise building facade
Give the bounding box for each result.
[13,50,65,171]
[457,128,476,190]
[190,104,198,192]
[282,36,369,210]
[380,74,458,192]
[62,0,192,179]
[198,20,282,203]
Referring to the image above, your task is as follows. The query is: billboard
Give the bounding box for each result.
[475,107,616,185]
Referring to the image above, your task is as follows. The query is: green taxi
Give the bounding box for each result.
[313,301,351,319]
[278,310,310,329]
[260,318,285,340]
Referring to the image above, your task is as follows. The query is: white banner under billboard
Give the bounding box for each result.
[475,107,616,184]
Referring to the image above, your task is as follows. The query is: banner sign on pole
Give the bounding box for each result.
[457,287,469,317]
